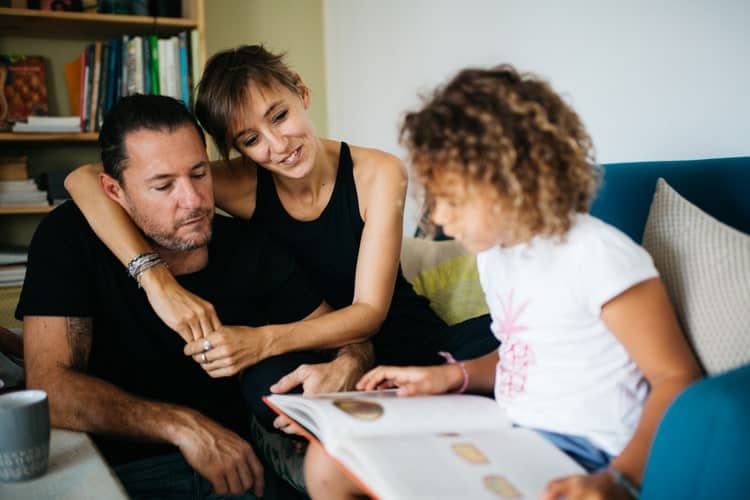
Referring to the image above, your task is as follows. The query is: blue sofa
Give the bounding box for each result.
[590,156,750,499]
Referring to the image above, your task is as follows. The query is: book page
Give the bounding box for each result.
[265,390,510,448]
[338,428,584,499]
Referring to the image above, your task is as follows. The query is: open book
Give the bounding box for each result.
[264,390,584,499]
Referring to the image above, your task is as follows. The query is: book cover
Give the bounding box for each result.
[265,391,584,499]
[95,41,110,131]
[87,41,102,133]
[189,29,200,106]
[0,156,28,181]
[81,44,94,132]
[149,35,160,96]
[0,55,50,131]
[178,31,189,106]
[142,34,152,94]
[63,53,82,122]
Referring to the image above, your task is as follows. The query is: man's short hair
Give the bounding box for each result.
[99,94,206,182]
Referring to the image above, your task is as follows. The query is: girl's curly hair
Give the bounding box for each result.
[401,65,600,240]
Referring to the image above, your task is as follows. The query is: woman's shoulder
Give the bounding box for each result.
[344,142,406,190]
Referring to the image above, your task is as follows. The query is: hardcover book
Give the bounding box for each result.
[0,55,49,131]
[265,390,583,499]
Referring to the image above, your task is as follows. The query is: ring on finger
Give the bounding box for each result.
[202,339,212,351]
[200,352,208,363]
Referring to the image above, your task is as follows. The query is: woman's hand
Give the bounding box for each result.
[356,364,463,396]
[542,471,635,500]
[185,325,273,377]
[140,265,222,342]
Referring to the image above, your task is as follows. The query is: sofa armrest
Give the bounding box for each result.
[641,363,750,499]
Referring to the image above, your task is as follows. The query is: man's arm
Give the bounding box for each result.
[23,315,264,497]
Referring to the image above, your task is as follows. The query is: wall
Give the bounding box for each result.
[323,0,750,234]
[205,0,328,140]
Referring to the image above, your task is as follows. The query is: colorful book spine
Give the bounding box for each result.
[142,34,152,95]
[149,35,160,95]
[87,41,102,133]
[96,41,110,130]
[178,31,189,106]
[190,29,200,105]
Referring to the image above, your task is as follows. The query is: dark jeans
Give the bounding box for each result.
[114,451,305,500]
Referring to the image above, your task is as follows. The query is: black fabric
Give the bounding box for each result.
[16,202,322,466]
[253,142,479,366]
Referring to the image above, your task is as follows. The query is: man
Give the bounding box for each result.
[16,94,358,499]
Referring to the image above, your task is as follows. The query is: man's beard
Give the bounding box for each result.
[131,207,214,252]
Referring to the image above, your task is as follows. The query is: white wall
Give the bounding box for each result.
[323,0,750,234]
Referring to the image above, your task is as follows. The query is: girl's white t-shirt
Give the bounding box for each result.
[476,213,658,455]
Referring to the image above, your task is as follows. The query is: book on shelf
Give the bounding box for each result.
[63,53,83,122]
[12,115,80,133]
[0,156,28,181]
[0,264,25,288]
[0,55,50,131]
[264,390,583,499]
[0,244,28,266]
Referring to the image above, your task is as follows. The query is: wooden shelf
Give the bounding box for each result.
[0,132,98,142]
[0,7,198,39]
[0,205,53,215]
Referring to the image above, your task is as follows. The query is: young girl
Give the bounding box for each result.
[304,65,702,499]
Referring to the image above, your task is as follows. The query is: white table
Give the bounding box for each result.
[0,429,128,500]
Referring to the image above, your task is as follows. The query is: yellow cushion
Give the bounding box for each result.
[400,238,488,325]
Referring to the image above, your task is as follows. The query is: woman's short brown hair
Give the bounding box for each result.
[194,44,299,160]
[401,65,600,240]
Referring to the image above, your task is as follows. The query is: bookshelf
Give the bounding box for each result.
[0,1,206,328]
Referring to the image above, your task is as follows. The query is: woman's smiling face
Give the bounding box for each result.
[230,81,319,180]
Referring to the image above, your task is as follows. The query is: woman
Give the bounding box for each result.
[65,45,496,395]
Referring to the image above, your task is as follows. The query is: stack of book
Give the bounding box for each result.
[0,156,49,208]
[0,245,27,289]
[13,116,80,133]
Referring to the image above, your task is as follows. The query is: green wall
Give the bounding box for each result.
[205,0,328,138]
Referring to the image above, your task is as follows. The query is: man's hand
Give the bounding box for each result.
[140,264,222,342]
[269,341,374,433]
[174,411,264,497]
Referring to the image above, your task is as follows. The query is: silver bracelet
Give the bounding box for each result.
[607,468,640,499]
[127,252,165,286]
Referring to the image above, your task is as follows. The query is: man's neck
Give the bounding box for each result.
[156,246,209,276]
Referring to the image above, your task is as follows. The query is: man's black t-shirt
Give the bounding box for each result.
[16,202,321,466]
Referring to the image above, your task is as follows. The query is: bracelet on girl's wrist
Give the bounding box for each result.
[606,468,640,499]
[438,351,469,394]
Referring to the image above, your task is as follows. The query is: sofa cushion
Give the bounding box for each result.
[642,179,750,375]
[401,237,489,325]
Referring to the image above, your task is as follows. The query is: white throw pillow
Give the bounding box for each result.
[642,179,750,375]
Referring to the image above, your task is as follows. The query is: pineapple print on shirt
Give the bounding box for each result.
[492,289,534,398]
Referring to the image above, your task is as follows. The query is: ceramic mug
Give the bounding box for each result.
[0,390,50,482]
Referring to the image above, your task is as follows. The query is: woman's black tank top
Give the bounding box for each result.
[253,142,447,364]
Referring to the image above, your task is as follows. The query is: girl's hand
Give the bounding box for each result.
[140,264,222,342]
[356,364,463,396]
[542,471,634,500]
[185,326,272,377]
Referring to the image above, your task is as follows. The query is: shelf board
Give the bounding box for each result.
[0,205,53,215]
[0,132,98,142]
[0,7,197,39]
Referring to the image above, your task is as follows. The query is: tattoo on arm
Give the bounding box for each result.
[65,317,93,371]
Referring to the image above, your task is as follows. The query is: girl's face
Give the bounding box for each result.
[230,81,318,180]
[429,172,519,252]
